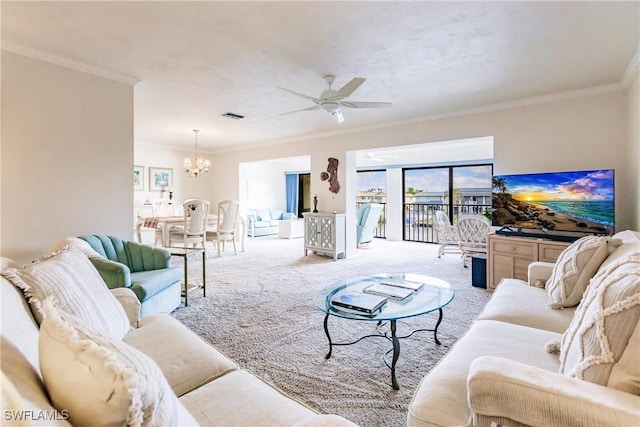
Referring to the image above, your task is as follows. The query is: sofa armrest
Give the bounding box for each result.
[281,212,297,220]
[468,356,640,427]
[110,287,141,328]
[246,214,257,237]
[89,257,132,289]
[528,261,555,288]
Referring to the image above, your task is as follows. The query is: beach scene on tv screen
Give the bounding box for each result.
[492,169,614,235]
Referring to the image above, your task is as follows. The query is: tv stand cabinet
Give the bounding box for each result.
[487,234,570,289]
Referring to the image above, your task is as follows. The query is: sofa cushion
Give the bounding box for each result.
[1,260,42,373]
[477,279,575,333]
[1,370,72,426]
[130,268,182,302]
[50,237,102,259]
[39,299,198,426]
[598,230,640,270]
[1,248,130,340]
[180,369,318,426]
[407,319,562,426]
[559,254,640,394]
[270,208,283,220]
[1,338,72,427]
[253,220,273,228]
[256,209,271,221]
[123,313,238,397]
[546,235,620,309]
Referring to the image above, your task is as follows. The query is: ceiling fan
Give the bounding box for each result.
[278,75,392,123]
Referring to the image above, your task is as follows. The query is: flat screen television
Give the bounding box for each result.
[492,169,615,238]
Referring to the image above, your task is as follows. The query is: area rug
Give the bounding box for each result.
[171,236,491,427]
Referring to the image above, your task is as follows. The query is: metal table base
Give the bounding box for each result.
[323,308,444,390]
[169,248,206,307]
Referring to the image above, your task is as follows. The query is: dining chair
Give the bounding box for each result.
[456,213,491,268]
[206,200,240,256]
[151,198,184,246]
[169,199,210,249]
[433,210,461,258]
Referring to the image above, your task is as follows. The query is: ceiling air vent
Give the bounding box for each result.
[221,112,245,120]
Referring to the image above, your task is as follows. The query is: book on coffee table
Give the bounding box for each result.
[379,278,425,291]
[363,283,415,301]
[330,292,387,314]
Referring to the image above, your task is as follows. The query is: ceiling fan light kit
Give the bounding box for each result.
[278,74,392,123]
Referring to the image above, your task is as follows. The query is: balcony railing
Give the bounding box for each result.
[404,203,491,243]
[354,202,490,242]
[356,202,387,239]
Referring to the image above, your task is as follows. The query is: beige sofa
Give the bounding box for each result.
[0,255,356,426]
[407,229,640,427]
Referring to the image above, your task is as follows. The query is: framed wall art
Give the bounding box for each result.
[133,165,144,191]
[149,167,173,191]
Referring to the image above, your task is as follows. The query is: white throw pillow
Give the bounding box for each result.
[39,298,198,427]
[1,247,130,340]
[49,237,103,259]
[546,235,620,308]
[559,254,640,394]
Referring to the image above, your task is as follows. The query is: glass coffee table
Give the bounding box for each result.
[314,273,454,390]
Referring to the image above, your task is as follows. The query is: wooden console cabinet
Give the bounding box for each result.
[487,234,570,289]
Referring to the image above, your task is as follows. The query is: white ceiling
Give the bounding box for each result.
[2,1,638,152]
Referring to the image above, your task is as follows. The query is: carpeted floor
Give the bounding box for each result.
[171,236,492,427]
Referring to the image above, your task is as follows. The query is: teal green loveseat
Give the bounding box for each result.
[79,235,182,316]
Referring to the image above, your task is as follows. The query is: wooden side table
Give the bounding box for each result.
[169,247,206,307]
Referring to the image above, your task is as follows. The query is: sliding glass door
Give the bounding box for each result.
[403,164,492,242]
[356,170,387,238]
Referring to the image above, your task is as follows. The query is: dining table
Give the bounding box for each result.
[136,214,218,247]
[136,214,247,250]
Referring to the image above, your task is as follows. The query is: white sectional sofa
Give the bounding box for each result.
[1,252,356,426]
[407,229,640,427]
[247,208,297,237]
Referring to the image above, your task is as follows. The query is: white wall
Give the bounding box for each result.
[628,73,639,230]
[1,52,134,264]
[207,89,633,256]
[355,137,493,168]
[134,141,213,206]
[238,156,310,214]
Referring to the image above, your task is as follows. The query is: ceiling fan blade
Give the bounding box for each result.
[341,101,393,109]
[277,87,321,104]
[279,105,321,116]
[327,77,366,101]
[331,109,344,123]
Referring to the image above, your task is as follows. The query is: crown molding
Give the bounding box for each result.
[1,40,140,85]
[622,48,639,88]
[229,81,625,154]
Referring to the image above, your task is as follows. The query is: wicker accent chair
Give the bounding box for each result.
[457,213,491,268]
[433,210,461,258]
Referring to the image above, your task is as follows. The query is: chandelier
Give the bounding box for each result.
[183,129,211,178]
